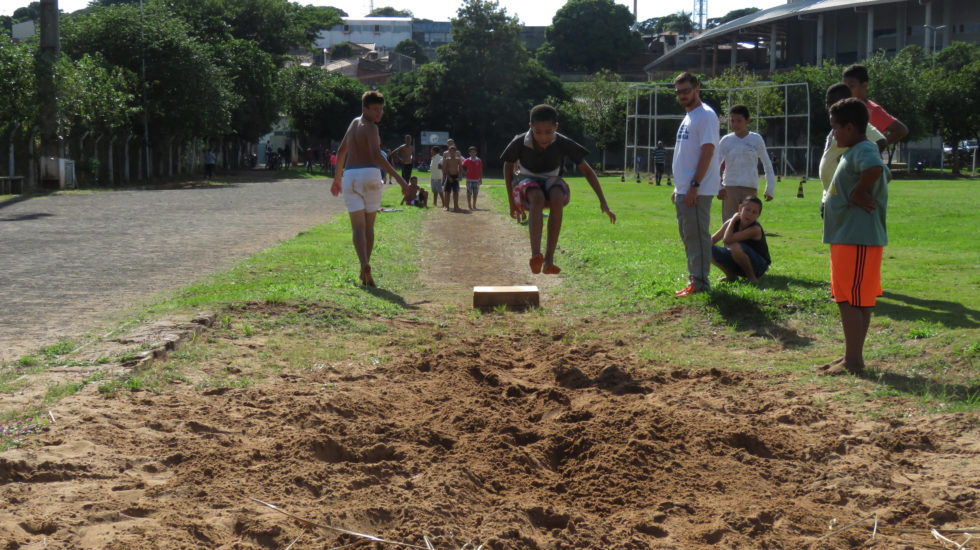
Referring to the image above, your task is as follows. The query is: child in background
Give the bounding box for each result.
[462,146,483,210]
[716,104,777,222]
[429,146,444,209]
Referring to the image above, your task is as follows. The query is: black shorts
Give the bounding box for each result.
[445,174,460,193]
[401,164,412,181]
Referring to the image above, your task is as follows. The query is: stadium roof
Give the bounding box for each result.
[644,0,906,71]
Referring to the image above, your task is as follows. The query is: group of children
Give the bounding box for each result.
[334,62,903,374]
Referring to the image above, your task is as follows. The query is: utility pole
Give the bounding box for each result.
[38,0,61,190]
[140,0,151,179]
[693,0,708,32]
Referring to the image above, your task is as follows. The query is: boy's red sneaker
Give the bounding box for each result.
[675,283,701,298]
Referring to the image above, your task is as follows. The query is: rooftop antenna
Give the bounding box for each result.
[693,0,707,32]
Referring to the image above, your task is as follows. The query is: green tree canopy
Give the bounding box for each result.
[12,2,41,23]
[706,7,759,29]
[367,7,412,17]
[655,11,694,34]
[0,37,36,136]
[537,0,643,73]
[55,53,135,136]
[329,41,355,59]
[925,42,980,174]
[394,38,428,65]
[277,64,365,143]
[576,69,625,154]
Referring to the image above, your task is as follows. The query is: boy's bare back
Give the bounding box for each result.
[345,116,381,167]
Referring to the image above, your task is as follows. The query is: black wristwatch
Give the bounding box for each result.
[690,180,700,188]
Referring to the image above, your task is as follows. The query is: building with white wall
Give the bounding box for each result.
[315,17,413,55]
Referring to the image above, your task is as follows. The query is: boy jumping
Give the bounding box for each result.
[501,104,616,275]
[822,97,890,375]
[331,91,408,287]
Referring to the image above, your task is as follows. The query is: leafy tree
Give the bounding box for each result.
[433,0,567,155]
[394,38,428,65]
[0,37,36,136]
[772,60,844,150]
[537,0,642,73]
[654,11,694,34]
[329,41,354,59]
[12,2,41,23]
[55,53,135,136]
[575,69,626,167]
[62,3,237,141]
[925,42,980,175]
[368,7,412,17]
[1,16,13,35]
[215,39,280,143]
[865,45,931,157]
[706,7,759,29]
[277,64,365,143]
[636,17,658,34]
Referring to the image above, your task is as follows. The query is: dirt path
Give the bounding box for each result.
[413,184,560,309]
[1,185,978,549]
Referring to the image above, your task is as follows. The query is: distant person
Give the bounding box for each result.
[821,98,890,376]
[652,141,667,185]
[842,64,908,147]
[429,146,445,209]
[716,104,777,222]
[711,196,770,285]
[501,104,616,275]
[392,134,414,182]
[330,91,408,287]
[304,147,315,173]
[462,146,483,211]
[441,145,464,212]
[329,149,337,177]
[818,83,888,218]
[204,148,216,180]
[670,71,721,297]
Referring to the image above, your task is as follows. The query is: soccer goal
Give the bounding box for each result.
[624,82,811,183]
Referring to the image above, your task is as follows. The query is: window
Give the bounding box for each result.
[343,24,350,33]
[374,24,381,33]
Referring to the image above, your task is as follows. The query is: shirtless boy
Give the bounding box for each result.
[331,91,408,287]
[441,145,464,212]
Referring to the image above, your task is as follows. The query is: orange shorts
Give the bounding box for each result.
[830,244,883,307]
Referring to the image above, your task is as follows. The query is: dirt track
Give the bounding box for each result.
[1,191,978,549]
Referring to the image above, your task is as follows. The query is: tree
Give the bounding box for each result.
[772,60,844,151]
[654,11,694,35]
[706,7,759,29]
[394,38,428,65]
[62,3,237,141]
[329,41,354,59]
[576,69,626,168]
[433,0,567,155]
[864,45,931,163]
[925,42,980,175]
[703,66,783,134]
[537,0,643,73]
[277,64,365,143]
[636,17,658,34]
[368,7,412,17]
[0,37,36,137]
[12,2,41,23]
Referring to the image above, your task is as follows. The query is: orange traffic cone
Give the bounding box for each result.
[648,172,654,185]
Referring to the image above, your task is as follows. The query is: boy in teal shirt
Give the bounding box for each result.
[821,97,890,375]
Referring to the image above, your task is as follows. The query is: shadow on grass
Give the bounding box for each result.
[0,212,54,222]
[0,193,39,211]
[361,286,418,310]
[757,273,826,292]
[875,291,980,329]
[710,285,816,349]
[861,368,980,405]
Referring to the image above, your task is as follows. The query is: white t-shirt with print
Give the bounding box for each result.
[672,102,721,195]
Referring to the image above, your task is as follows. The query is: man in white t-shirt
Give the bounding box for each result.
[671,72,721,297]
[717,104,777,222]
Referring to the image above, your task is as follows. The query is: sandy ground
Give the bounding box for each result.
[1,190,978,549]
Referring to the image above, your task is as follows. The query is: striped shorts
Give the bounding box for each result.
[830,244,883,307]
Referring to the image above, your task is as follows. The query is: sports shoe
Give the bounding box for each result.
[675,283,697,297]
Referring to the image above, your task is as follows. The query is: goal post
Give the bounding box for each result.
[624,82,811,183]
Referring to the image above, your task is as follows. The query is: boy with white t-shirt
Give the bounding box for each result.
[429,146,444,209]
[717,104,777,222]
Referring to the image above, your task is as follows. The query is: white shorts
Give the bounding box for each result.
[342,166,383,213]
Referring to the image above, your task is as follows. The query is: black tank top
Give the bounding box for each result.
[735,220,770,264]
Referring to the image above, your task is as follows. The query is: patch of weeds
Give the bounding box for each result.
[17,356,39,368]
[240,322,256,337]
[41,339,77,359]
[0,414,54,451]
[962,342,980,358]
[44,372,104,402]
